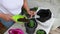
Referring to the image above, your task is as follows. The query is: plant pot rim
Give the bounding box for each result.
[25,19,37,28]
[36,29,46,34]
[35,8,52,22]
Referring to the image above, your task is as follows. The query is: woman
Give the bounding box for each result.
[0,0,35,28]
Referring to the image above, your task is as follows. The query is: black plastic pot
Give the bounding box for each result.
[25,19,38,34]
[37,9,52,22]
[36,29,46,34]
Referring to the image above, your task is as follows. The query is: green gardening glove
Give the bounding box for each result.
[12,15,26,24]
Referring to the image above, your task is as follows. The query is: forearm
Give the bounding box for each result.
[23,0,30,12]
[0,13,7,19]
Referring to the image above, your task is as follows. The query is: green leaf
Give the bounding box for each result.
[28,20,35,28]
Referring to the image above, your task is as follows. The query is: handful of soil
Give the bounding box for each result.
[18,17,29,22]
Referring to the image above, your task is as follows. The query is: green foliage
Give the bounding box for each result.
[30,7,38,11]
[28,20,35,28]
[36,30,46,34]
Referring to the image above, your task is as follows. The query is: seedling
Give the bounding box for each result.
[36,29,46,34]
[27,20,35,28]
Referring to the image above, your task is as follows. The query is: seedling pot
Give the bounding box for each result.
[36,29,46,34]
[25,19,38,34]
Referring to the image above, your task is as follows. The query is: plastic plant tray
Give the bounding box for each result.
[34,7,55,34]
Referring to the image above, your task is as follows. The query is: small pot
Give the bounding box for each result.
[25,19,38,34]
[36,29,46,34]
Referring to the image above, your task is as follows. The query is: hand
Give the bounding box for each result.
[27,10,35,18]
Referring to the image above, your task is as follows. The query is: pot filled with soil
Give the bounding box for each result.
[25,19,38,34]
[36,9,52,22]
[36,29,46,34]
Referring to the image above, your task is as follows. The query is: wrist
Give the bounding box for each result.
[26,9,30,12]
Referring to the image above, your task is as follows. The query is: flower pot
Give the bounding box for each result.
[36,29,46,34]
[36,9,52,22]
[25,19,38,34]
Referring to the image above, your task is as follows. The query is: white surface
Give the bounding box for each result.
[52,18,60,30]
